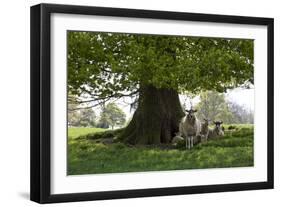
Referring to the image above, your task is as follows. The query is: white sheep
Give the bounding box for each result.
[200,118,210,142]
[179,109,201,149]
[208,121,224,139]
[171,132,185,146]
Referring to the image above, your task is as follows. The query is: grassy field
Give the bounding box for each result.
[68,127,107,139]
[67,125,254,175]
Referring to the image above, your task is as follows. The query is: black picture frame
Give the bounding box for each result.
[30,3,274,204]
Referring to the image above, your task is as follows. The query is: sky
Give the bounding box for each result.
[225,88,254,111]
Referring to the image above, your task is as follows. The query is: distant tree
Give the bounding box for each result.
[98,103,126,129]
[68,97,96,127]
[195,91,254,124]
[96,110,110,129]
[68,100,81,127]
[195,91,234,123]
[79,108,97,127]
[228,102,254,124]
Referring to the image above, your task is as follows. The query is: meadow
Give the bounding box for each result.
[67,125,254,175]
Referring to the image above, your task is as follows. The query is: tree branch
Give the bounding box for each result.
[68,90,139,111]
[73,90,139,104]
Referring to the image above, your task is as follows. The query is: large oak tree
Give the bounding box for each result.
[67,31,253,144]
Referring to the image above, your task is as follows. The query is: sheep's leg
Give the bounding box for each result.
[188,137,191,150]
[191,136,194,148]
[185,137,188,149]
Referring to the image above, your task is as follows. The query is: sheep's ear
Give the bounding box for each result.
[193,109,197,113]
[220,121,223,124]
[185,110,189,113]
[213,121,216,124]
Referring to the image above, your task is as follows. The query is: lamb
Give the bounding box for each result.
[171,132,185,146]
[200,118,210,142]
[179,109,201,149]
[208,121,224,139]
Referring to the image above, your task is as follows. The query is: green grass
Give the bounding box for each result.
[67,125,254,175]
[68,127,107,139]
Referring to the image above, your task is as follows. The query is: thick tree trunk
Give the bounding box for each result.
[121,85,184,145]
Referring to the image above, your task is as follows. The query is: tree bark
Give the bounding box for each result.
[121,85,184,145]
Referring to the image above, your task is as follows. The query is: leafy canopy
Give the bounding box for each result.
[68,31,254,100]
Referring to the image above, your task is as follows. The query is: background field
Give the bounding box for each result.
[67,124,253,175]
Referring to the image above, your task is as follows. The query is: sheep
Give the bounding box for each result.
[208,121,224,139]
[200,118,210,142]
[179,109,201,149]
[171,132,185,146]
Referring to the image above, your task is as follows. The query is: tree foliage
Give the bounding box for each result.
[228,101,254,124]
[97,103,126,129]
[195,91,254,124]
[68,106,96,127]
[195,91,233,123]
[67,32,254,104]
